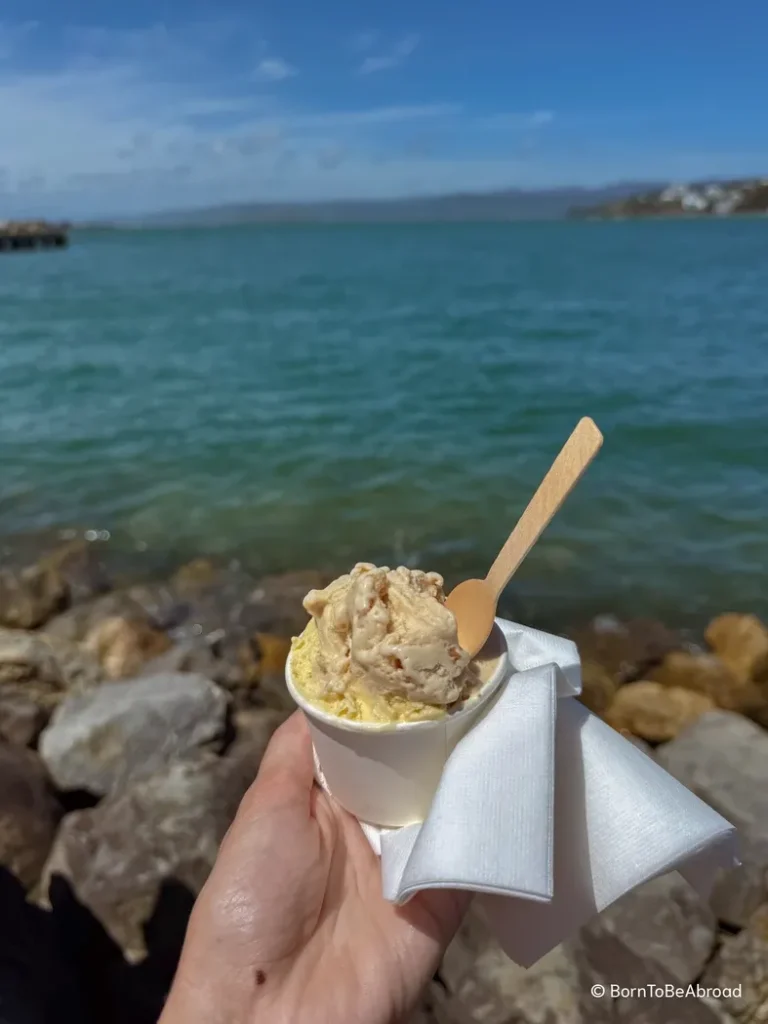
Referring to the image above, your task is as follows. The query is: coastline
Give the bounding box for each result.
[2,529,767,1022]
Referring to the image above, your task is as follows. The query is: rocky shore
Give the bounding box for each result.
[569,177,768,220]
[1,535,767,1023]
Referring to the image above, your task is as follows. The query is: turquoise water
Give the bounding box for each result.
[1,221,766,627]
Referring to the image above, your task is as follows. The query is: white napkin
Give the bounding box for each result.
[314,619,739,967]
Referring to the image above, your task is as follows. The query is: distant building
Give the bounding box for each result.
[681,191,708,211]
[660,184,687,203]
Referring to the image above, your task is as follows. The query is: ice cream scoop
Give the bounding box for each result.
[446,417,603,656]
[292,563,494,723]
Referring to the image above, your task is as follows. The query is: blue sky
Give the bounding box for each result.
[2,0,767,217]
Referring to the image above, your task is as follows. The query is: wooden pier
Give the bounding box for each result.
[0,221,69,252]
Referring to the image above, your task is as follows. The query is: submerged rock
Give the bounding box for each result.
[0,743,62,889]
[606,682,715,742]
[39,673,228,796]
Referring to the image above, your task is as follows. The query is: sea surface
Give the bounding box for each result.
[1,220,766,628]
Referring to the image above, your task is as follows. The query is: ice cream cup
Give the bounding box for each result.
[285,626,510,828]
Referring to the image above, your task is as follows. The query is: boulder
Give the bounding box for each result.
[39,673,228,796]
[605,682,715,742]
[83,616,172,679]
[0,627,103,708]
[170,564,324,641]
[437,903,606,1024]
[0,743,62,889]
[434,884,726,1024]
[657,712,768,927]
[587,873,717,982]
[569,616,681,684]
[139,637,222,680]
[701,904,768,1023]
[0,690,48,746]
[649,651,765,718]
[40,753,251,960]
[43,590,162,644]
[705,614,768,685]
[223,708,289,791]
[0,562,68,629]
[38,537,113,606]
[235,632,296,710]
[578,660,618,716]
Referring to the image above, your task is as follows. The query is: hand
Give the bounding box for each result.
[160,712,468,1024]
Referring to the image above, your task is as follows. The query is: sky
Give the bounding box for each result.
[2,0,767,218]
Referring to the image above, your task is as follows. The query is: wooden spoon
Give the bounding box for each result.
[445,417,603,656]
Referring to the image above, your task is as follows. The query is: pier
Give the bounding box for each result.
[0,220,69,252]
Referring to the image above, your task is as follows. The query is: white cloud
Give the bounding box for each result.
[2,18,763,219]
[359,33,420,74]
[255,57,297,82]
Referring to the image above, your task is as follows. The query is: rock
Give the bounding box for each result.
[39,538,113,606]
[578,660,618,715]
[170,564,324,641]
[705,614,768,685]
[578,927,735,1024]
[605,682,715,742]
[657,712,768,927]
[83,616,172,679]
[139,637,222,680]
[39,673,228,796]
[170,557,219,592]
[436,903,610,1024]
[235,632,296,710]
[40,754,249,960]
[0,627,102,708]
[0,690,48,746]
[588,873,717,982]
[43,590,161,644]
[701,904,768,1023]
[649,651,765,718]
[0,743,62,889]
[569,616,681,684]
[249,570,330,635]
[0,562,68,629]
[223,708,289,791]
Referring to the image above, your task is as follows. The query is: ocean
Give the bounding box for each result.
[1,220,766,628]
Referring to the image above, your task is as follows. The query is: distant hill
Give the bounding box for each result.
[569,177,768,219]
[84,183,662,228]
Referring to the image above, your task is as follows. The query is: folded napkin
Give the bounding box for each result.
[313,619,739,967]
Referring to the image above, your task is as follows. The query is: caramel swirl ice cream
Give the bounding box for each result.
[290,562,500,723]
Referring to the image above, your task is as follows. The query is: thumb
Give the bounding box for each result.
[240,711,316,816]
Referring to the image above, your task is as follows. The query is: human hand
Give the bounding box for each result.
[160,712,468,1024]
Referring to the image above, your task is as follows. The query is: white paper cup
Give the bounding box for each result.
[286,627,510,827]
